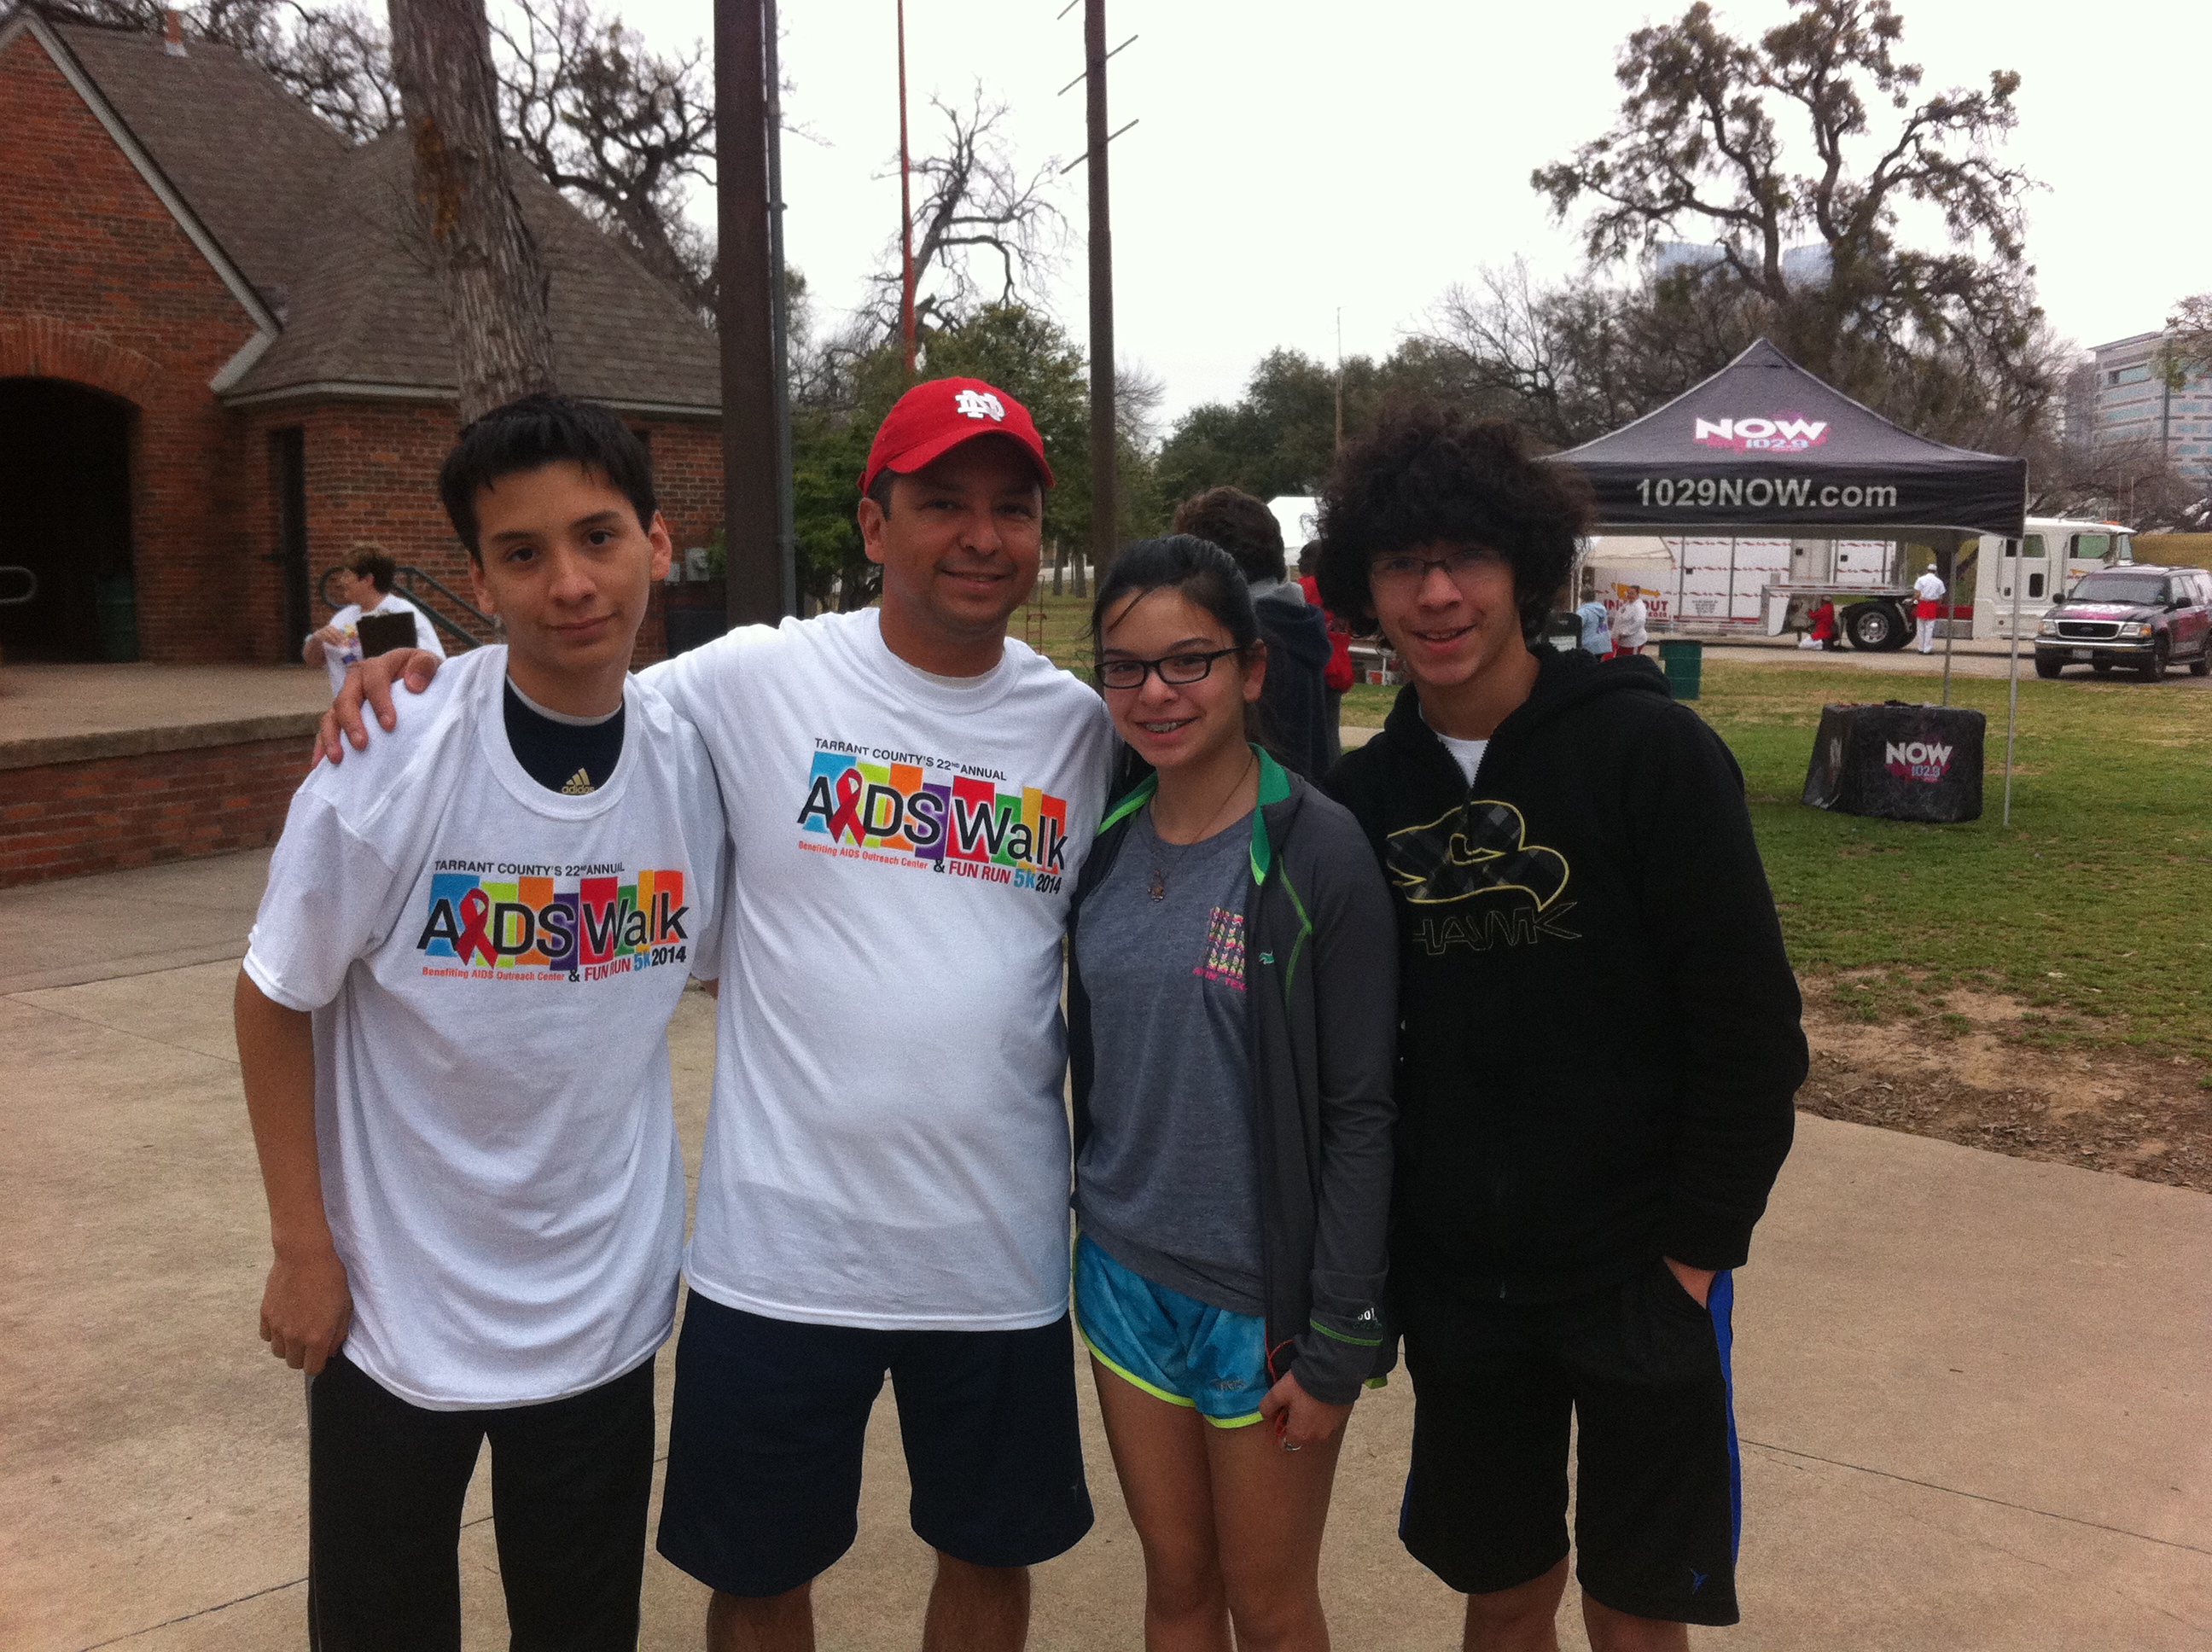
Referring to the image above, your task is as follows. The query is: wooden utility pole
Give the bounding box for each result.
[1084,0,1115,577]
[765,0,796,616]
[388,0,557,422]
[715,0,783,626]
[897,0,917,378]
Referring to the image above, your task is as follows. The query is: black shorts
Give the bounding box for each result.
[655,1291,1094,1597]
[306,1352,655,1652]
[1397,1255,1743,1626]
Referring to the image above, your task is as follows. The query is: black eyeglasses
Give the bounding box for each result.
[1370,546,1500,590]
[1095,648,1242,690]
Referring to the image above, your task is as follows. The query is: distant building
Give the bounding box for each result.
[2087,331,2212,485]
[1652,241,1729,281]
[1648,241,1831,290]
[0,7,723,666]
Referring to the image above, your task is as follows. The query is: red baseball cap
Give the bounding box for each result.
[859,377,1055,495]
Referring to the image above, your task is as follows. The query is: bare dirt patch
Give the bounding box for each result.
[1796,984,2212,1192]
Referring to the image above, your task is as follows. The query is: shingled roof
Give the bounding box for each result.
[55,20,345,304]
[39,15,719,414]
[224,131,722,411]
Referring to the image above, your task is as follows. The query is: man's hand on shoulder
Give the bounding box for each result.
[316,648,445,765]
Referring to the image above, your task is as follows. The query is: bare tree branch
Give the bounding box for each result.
[861,87,1066,343]
[491,0,714,310]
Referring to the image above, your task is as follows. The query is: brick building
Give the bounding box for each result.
[0,6,723,666]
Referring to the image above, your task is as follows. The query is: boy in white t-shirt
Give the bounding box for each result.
[301,544,446,696]
[318,379,1113,1652]
[236,395,725,1651]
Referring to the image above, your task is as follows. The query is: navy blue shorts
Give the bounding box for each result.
[1397,1254,1743,1626]
[655,1292,1094,1597]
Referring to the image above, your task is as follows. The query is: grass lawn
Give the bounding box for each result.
[1031,593,2209,1062]
[1357,664,2212,1065]
[1700,665,2211,1065]
[1018,587,1104,672]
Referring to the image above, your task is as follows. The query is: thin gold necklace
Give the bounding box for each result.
[1147,753,1254,902]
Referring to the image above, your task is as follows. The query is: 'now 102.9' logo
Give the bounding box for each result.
[1693,415,1830,452]
[1885,741,1954,783]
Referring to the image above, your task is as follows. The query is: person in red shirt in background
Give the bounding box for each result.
[1798,596,1842,651]
[1299,543,1357,765]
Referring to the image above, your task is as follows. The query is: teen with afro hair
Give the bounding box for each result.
[1318,402,1807,1652]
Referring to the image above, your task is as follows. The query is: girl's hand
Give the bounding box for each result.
[1260,1370,1354,1451]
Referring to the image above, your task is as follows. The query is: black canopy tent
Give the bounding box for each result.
[1551,338,2039,823]
[1549,339,2027,543]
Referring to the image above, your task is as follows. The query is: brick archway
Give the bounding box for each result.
[0,317,161,407]
[0,375,135,660]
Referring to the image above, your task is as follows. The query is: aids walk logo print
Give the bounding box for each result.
[416,860,690,982]
[1386,800,1580,956]
[1194,907,1248,992]
[795,738,1070,894]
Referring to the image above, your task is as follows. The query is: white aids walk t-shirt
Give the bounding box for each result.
[319,593,446,696]
[244,646,726,1409]
[643,609,1114,1331]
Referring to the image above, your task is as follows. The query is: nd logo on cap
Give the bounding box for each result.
[859,376,1053,494]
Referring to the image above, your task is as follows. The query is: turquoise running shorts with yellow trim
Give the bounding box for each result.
[1074,1233,1270,1428]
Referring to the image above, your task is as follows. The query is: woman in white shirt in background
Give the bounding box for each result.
[303,545,445,695]
[1610,586,1650,659]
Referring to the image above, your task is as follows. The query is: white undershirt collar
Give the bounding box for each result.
[506,673,623,726]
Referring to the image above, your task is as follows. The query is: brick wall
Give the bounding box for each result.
[230,398,725,666]
[3,26,725,672]
[0,28,262,665]
[0,734,311,887]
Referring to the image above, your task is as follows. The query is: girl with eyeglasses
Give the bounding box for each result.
[1066,534,1398,1650]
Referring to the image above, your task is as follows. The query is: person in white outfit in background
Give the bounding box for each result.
[1912,563,1946,654]
[303,546,445,696]
[1610,586,1650,659]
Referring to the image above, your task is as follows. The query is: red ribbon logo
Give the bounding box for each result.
[456,887,497,965]
[827,767,868,844]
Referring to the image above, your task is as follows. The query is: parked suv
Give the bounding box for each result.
[2034,565,2212,681]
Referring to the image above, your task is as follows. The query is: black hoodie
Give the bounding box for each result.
[1253,587,1336,782]
[1324,649,1806,1303]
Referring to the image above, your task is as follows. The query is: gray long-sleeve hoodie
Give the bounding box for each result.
[1068,750,1400,1403]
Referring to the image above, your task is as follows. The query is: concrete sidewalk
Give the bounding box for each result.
[1,852,2205,1650]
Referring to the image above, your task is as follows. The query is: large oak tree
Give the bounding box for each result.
[1527,0,2059,451]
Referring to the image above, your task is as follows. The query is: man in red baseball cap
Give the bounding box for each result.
[860,375,1056,496]
[318,380,1111,1652]
[853,377,1057,678]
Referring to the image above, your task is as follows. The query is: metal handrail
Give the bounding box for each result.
[393,565,495,647]
[0,566,37,608]
[317,563,494,649]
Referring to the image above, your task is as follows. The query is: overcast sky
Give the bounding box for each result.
[608,0,2212,427]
